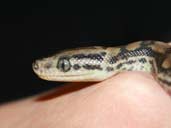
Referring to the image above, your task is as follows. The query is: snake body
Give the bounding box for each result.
[33,40,171,94]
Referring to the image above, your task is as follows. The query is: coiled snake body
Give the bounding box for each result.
[33,41,171,94]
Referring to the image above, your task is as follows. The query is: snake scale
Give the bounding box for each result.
[33,40,171,95]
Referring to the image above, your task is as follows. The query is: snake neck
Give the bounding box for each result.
[105,47,157,74]
[105,46,171,86]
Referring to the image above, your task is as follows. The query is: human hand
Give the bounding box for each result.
[0,71,171,128]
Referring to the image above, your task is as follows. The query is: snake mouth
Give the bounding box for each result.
[37,73,93,81]
[40,73,92,77]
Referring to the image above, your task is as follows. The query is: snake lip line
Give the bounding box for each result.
[38,73,92,78]
[37,73,95,82]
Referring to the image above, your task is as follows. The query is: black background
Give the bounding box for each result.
[0,2,171,103]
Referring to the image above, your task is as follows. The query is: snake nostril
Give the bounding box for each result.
[33,61,39,71]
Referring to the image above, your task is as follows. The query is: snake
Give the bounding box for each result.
[32,40,171,95]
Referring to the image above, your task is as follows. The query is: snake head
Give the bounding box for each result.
[32,47,113,82]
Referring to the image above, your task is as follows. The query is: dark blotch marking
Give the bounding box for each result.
[83,64,102,70]
[72,53,104,62]
[100,52,107,56]
[87,54,103,61]
[125,60,136,65]
[73,64,81,70]
[139,58,147,63]
[140,40,155,47]
[116,63,123,69]
[158,78,171,86]
[109,47,154,64]
[116,60,136,69]
[44,62,52,69]
[121,67,127,70]
[120,47,130,53]
[117,47,130,60]
[149,60,153,65]
[148,60,156,73]
[126,48,153,57]
[109,57,118,64]
[106,67,114,72]
[72,54,85,59]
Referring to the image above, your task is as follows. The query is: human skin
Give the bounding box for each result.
[0,71,171,128]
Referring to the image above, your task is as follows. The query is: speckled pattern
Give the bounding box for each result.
[33,40,171,94]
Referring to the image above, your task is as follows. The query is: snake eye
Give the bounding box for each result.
[57,58,71,72]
